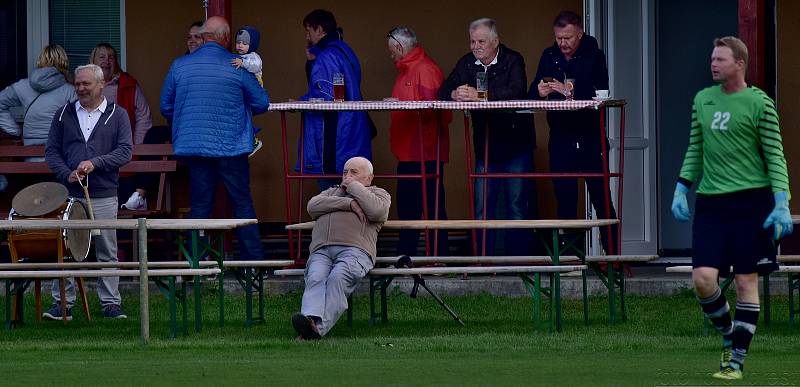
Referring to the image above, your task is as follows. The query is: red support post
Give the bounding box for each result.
[206,0,232,24]
[738,0,766,88]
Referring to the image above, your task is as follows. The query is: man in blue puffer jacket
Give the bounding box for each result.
[160,16,269,260]
[300,9,373,191]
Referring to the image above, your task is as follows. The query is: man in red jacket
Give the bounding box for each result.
[387,26,452,256]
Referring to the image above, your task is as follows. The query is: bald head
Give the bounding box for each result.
[342,157,374,187]
[202,16,230,47]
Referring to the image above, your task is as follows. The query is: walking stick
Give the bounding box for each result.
[76,173,101,237]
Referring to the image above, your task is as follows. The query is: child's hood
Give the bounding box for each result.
[236,26,260,53]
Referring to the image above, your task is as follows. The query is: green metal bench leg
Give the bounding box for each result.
[789,273,797,327]
[533,273,541,329]
[581,266,588,326]
[762,273,771,326]
[620,266,628,322]
[608,263,617,324]
[258,271,266,323]
[550,230,562,332]
[548,273,555,333]
[347,294,353,327]
[380,279,389,323]
[245,269,254,327]
[182,280,189,336]
[5,280,11,330]
[369,277,376,326]
[169,276,177,339]
[217,250,225,327]
[191,231,202,333]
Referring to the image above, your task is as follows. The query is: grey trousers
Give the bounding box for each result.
[301,245,374,336]
[51,196,122,307]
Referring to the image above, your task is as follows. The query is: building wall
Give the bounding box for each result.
[125,0,580,221]
[777,1,800,207]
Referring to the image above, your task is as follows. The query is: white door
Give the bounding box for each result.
[587,0,658,255]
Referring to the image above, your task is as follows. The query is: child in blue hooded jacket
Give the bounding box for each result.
[231,26,263,156]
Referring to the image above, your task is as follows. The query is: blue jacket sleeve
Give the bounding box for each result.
[307,56,335,101]
[159,62,176,120]
[242,71,269,115]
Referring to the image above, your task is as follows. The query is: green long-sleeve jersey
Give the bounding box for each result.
[678,85,790,198]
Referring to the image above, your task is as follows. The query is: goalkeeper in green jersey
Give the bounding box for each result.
[672,36,792,381]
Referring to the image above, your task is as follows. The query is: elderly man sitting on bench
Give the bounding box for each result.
[292,157,391,340]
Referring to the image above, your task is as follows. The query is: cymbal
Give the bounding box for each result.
[12,182,69,217]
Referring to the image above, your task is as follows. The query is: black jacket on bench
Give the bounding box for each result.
[45,100,133,198]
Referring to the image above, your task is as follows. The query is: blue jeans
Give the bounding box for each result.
[187,156,264,260]
[473,153,535,255]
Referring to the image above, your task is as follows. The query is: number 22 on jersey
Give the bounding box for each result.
[711,111,730,130]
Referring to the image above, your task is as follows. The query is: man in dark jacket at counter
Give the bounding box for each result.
[438,18,535,255]
[529,10,619,254]
[45,63,133,320]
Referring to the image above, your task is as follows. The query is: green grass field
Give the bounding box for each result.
[1,285,798,386]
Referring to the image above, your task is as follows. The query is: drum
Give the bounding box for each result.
[8,183,92,262]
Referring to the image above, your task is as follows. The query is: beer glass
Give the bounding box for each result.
[476,72,488,101]
[333,73,345,102]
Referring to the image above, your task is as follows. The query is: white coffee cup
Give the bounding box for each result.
[595,89,610,99]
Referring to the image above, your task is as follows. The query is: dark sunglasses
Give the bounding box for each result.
[386,33,403,51]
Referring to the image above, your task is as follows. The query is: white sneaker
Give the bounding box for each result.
[248,139,263,158]
[121,192,148,210]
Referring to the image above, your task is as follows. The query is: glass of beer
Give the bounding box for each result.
[563,78,575,101]
[333,73,345,102]
[476,72,488,101]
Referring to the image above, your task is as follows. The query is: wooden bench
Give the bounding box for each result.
[666,265,800,330]
[0,144,176,218]
[1,267,220,338]
[276,261,586,332]
[0,260,218,323]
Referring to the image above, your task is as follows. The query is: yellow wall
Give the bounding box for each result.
[125,0,580,221]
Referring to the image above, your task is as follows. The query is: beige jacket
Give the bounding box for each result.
[307,182,391,259]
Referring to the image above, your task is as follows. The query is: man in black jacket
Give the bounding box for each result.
[45,64,133,320]
[529,10,619,254]
[438,18,535,255]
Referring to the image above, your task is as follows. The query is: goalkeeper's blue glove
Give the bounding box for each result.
[763,191,793,240]
[671,182,690,222]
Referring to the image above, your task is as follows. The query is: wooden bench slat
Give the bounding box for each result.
[0,268,220,279]
[585,255,659,263]
[369,265,586,275]
[373,256,581,265]
[778,255,800,263]
[274,269,304,276]
[287,219,619,231]
[0,144,173,157]
[223,260,294,268]
[667,265,800,273]
[275,265,587,276]
[0,261,218,270]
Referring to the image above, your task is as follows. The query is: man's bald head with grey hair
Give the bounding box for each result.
[342,157,374,187]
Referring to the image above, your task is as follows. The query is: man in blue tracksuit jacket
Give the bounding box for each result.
[160,16,269,260]
[300,9,373,191]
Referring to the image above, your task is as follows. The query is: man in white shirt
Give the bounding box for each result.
[45,64,133,320]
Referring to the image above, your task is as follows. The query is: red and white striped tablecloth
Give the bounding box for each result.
[268,99,605,112]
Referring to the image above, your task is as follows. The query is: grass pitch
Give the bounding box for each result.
[0,285,798,386]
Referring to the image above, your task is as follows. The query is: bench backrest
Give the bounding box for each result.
[0,144,175,213]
